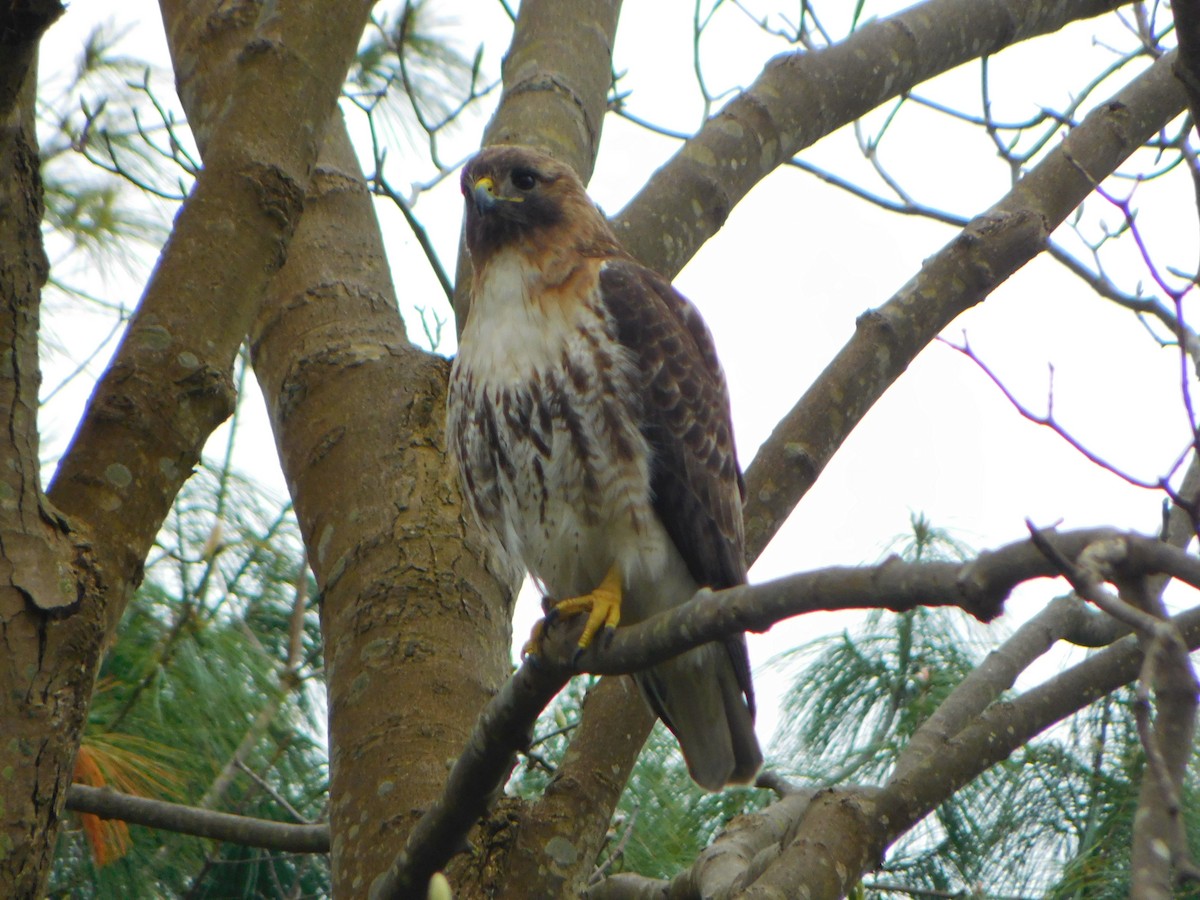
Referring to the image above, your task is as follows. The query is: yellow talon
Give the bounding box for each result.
[522,565,623,660]
[551,564,623,651]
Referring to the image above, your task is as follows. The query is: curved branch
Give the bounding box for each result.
[677,597,1200,897]
[741,49,1186,560]
[65,785,329,854]
[611,0,1128,278]
[380,527,1200,895]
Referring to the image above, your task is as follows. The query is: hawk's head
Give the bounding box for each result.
[460,145,613,262]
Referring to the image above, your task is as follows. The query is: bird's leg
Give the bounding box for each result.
[551,563,623,649]
[521,564,623,660]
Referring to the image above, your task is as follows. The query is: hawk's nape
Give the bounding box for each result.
[447,144,762,790]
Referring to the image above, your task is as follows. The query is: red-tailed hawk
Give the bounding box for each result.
[447,145,762,790]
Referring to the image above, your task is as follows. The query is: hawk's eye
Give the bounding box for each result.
[511,168,538,191]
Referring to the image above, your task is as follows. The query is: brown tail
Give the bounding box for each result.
[635,638,762,791]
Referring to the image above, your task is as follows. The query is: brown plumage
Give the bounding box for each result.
[447,145,762,790]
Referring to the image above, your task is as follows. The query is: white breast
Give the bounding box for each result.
[457,250,578,381]
[449,249,670,604]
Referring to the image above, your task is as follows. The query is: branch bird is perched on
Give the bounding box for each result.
[447,145,762,790]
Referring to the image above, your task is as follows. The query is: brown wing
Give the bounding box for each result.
[599,258,754,710]
[599,258,746,588]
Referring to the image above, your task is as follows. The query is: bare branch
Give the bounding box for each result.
[1027,526,1200,890]
[612,0,1129,278]
[737,598,1200,895]
[65,785,329,854]
[942,334,1183,491]
[377,527,1200,896]
[373,171,455,304]
[742,50,1186,560]
[786,156,970,227]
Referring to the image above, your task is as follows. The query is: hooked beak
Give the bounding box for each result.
[472,176,498,213]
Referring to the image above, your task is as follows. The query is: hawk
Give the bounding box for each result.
[447,145,762,790]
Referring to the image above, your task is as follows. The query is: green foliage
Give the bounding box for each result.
[603,723,769,880]
[511,676,769,883]
[773,514,979,785]
[48,464,328,899]
[771,514,1200,899]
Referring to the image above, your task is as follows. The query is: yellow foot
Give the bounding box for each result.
[552,564,623,651]
[521,565,623,661]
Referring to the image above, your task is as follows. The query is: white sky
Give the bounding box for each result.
[37,1,1198,751]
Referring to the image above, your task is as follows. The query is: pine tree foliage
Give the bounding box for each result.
[510,675,770,884]
[773,516,979,786]
[772,515,1200,898]
[605,724,769,881]
[47,462,327,899]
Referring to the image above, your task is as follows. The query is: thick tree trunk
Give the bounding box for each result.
[157,2,515,892]
[0,28,106,896]
[0,1,374,893]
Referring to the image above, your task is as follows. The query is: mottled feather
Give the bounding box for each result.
[447,145,762,789]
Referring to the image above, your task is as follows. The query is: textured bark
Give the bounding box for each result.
[0,0,373,894]
[158,2,514,896]
[487,677,655,899]
[255,121,514,900]
[0,43,102,898]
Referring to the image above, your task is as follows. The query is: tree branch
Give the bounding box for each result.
[381,527,1200,895]
[891,593,1099,788]
[65,785,329,854]
[611,0,1128,279]
[741,48,1186,561]
[47,0,377,631]
[0,0,65,122]
[585,791,817,899]
[481,675,655,900]
[1028,527,1200,890]
[1172,0,1200,141]
[714,598,1200,896]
